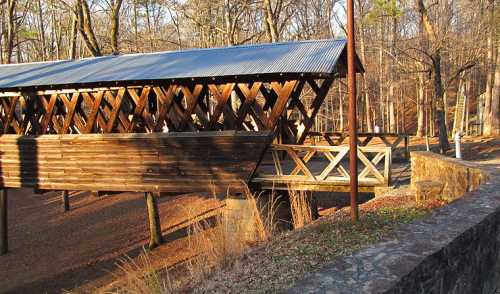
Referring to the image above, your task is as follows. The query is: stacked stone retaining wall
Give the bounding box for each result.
[290,152,499,294]
[411,151,489,200]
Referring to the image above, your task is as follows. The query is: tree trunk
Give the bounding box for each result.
[489,42,500,136]
[483,0,496,135]
[378,20,385,131]
[416,73,425,136]
[110,0,123,55]
[75,0,101,57]
[388,17,397,133]
[263,0,278,42]
[431,53,450,153]
[339,85,344,132]
[133,0,139,51]
[37,0,46,60]
[69,11,78,59]
[416,0,449,152]
[389,86,396,133]
[357,13,372,132]
[224,0,234,46]
[3,0,16,64]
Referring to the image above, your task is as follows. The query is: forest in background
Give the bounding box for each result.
[0,0,498,144]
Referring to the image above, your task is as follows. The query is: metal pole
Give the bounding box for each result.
[347,0,359,222]
[454,131,462,159]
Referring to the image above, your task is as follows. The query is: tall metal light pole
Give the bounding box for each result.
[347,0,359,222]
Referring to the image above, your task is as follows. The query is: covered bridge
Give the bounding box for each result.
[0,39,371,252]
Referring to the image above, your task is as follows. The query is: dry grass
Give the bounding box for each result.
[104,188,276,293]
[194,194,440,293]
[249,188,282,240]
[65,249,174,294]
[289,190,313,229]
[109,250,173,294]
[184,210,247,283]
[184,188,280,284]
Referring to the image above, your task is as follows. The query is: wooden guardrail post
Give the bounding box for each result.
[0,189,7,255]
[61,190,70,212]
[145,192,163,249]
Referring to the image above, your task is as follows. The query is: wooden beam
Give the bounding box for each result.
[2,96,20,134]
[208,83,235,130]
[82,91,104,134]
[60,92,80,134]
[145,192,163,249]
[297,79,334,144]
[0,189,7,255]
[267,81,298,129]
[105,89,126,133]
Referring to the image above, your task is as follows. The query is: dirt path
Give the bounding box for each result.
[0,189,222,293]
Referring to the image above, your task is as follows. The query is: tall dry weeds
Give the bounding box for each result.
[244,187,281,241]
[289,189,313,229]
[103,187,278,293]
[184,188,275,283]
[108,249,173,294]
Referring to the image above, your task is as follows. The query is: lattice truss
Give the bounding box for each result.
[0,78,334,140]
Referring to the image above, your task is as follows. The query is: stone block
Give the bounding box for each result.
[415,180,444,202]
[224,198,261,243]
[374,186,396,198]
[411,151,489,201]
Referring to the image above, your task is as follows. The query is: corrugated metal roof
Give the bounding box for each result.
[0,39,357,90]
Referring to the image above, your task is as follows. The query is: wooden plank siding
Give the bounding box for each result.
[0,131,273,193]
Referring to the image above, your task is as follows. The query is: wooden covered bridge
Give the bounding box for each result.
[0,39,397,253]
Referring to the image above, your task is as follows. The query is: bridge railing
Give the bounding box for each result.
[306,132,409,160]
[254,144,392,188]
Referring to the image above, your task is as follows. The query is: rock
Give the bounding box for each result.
[410,152,489,201]
[415,180,444,202]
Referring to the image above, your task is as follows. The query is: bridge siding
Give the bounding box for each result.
[0,131,272,193]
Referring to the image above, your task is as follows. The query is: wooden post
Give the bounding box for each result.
[0,189,7,255]
[347,0,359,222]
[310,195,319,220]
[145,192,163,249]
[61,190,70,212]
[404,135,410,160]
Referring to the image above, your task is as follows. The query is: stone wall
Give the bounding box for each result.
[290,155,500,294]
[411,151,489,201]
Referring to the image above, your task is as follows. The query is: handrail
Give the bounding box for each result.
[305,131,409,159]
[256,144,392,187]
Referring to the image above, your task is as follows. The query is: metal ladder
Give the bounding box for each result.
[452,84,467,136]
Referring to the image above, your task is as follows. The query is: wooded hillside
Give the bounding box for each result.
[0,0,498,139]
